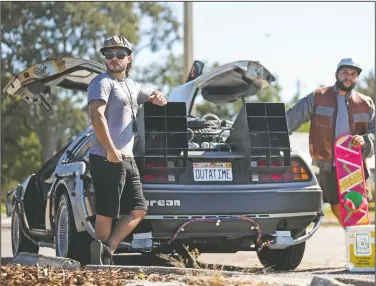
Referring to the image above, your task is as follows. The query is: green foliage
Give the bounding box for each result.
[196,100,239,121]
[356,70,375,101]
[296,121,311,132]
[1,131,42,196]
[253,80,282,103]
[1,2,182,194]
[135,53,185,95]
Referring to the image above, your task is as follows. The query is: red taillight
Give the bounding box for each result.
[143,160,175,183]
[145,162,165,168]
[253,158,310,183]
[143,175,169,182]
[291,160,310,181]
[143,174,156,181]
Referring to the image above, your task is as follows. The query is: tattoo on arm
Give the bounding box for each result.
[88,99,106,117]
[89,99,106,108]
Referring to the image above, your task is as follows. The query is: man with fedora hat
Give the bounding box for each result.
[286,58,375,227]
[87,35,167,264]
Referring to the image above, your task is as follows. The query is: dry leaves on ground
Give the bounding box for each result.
[0,264,271,286]
[1,264,162,286]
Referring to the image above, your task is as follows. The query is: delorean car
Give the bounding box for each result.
[4,57,323,270]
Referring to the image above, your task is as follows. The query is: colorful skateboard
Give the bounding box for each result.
[334,135,369,227]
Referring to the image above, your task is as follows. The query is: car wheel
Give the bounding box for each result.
[11,210,39,256]
[257,229,306,271]
[55,193,92,265]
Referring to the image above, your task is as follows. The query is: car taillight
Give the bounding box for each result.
[252,158,310,183]
[291,160,310,181]
[142,160,176,183]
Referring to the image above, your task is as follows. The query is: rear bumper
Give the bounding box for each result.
[142,184,322,237]
[146,213,318,238]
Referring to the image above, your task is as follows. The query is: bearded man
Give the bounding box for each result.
[286,58,375,226]
[87,35,167,264]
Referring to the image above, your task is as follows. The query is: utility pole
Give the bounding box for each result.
[183,2,193,82]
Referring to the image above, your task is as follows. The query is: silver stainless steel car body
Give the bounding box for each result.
[5,57,323,269]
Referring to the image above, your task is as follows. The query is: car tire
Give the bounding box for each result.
[55,193,92,266]
[11,210,39,256]
[257,229,306,271]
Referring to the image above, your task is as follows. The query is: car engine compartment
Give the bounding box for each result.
[186,113,233,152]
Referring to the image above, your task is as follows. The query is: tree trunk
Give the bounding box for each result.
[40,124,60,163]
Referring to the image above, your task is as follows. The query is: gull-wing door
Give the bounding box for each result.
[3,57,107,110]
[168,60,276,114]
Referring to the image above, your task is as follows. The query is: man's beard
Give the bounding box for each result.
[335,79,356,92]
[106,61,126,73]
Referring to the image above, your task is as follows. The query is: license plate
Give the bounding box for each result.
[193,162,233,182]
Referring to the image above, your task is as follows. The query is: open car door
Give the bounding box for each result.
[168,60,276,114]
[3,57,107,110]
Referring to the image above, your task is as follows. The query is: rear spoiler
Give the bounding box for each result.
[228,102,291,174]
[133,102,189,175]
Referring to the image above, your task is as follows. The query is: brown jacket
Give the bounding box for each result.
[309,86,370,164]
[286,85,375,173]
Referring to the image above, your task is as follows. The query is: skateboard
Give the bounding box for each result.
[334,135,369,227]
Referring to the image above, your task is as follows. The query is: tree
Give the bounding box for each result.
[356,70,375,102]
[134,54,185,95]
[1,2,182,192]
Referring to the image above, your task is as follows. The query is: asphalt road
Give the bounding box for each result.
[1,225,374,285]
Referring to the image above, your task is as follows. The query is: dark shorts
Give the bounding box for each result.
[89,154,148,218]
[319,168,340,205]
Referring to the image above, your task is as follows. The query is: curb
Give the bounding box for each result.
[85,264,249,277]
[85,265,374,286]
[310,276,347,286]
[86,265,311,286]
[336,276,376,286]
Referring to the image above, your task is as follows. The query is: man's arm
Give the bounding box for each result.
[145,90,167,106]
[361,98,376,158]
[88,99,117,156]
[87,78,121,161]
[285,92,314,133]
[135,82,167,106]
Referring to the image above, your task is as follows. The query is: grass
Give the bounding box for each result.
[1,202,6,215]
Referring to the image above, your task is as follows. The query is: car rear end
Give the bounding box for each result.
[132,102,323,251]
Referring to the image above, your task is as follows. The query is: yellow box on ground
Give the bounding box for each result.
[345,224,375,272]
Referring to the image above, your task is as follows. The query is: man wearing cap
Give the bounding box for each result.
[286,58,375,227]
[87,35,167,264]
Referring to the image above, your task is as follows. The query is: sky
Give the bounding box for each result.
[139,2,375,103]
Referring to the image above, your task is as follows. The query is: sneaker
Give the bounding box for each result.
[90,240,104,265]
[102,243,114,265]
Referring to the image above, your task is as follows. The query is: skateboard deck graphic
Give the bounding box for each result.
[334,135,369,227]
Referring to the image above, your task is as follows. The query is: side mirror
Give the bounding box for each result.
[186,60,204,83]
